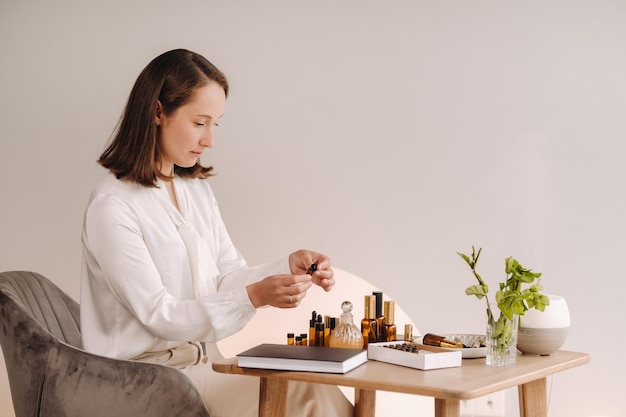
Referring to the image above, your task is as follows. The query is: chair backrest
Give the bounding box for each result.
[1,271,211,417]
[0,271,81,417]
[0,271,81,347]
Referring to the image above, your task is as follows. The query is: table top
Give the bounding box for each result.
[213,350,589,400]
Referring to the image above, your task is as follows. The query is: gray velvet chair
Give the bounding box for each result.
[0,270,210,417]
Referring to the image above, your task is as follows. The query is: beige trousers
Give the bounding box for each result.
[182,357,354,417]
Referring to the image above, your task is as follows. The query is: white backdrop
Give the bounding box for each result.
[1,1,624,416]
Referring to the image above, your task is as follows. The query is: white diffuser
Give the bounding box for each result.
[517,294,570,355]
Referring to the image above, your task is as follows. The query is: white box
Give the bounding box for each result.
[367,341,462,370]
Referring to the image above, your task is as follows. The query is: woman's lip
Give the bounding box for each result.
[191,151,202,156]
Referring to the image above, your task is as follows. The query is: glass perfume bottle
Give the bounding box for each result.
[329,301,364,349]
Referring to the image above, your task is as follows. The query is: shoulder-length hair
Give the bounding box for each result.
[98,49,229,186]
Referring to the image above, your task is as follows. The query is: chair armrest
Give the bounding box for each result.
[40,341,210,417]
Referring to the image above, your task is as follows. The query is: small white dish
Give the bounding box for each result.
[415,334,487,359]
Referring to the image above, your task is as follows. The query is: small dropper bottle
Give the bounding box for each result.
[315,320,325,347]
[309,311,316,346]
[324,316,332,347]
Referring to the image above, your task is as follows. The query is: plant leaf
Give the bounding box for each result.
[465,284,488,299]
[457,252,471,266]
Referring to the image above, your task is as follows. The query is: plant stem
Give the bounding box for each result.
[468,260,495,322]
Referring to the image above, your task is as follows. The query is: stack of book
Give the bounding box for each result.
[237,344,368,374]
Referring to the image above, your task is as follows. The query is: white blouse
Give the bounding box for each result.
[80,172,289,360]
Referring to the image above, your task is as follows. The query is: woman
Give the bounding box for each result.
[81,49,353,417]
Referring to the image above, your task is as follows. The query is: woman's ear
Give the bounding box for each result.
[155,100,163,125]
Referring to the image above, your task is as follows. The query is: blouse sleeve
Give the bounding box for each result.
[83,192,257,343]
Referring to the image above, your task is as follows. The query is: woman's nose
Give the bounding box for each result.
[200,130,215,148]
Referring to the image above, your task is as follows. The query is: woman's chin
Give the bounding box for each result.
[177,160,199,169]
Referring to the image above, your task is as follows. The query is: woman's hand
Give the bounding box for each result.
[289,250,335,292]
[245,250,335,308]
[246,274,313,308]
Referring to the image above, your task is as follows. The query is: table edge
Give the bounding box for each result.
[212,350,590,400]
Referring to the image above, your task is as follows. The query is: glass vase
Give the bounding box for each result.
[486,306,519,367]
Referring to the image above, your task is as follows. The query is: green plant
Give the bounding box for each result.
[458,246,550,349]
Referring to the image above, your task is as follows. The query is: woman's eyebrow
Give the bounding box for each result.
[196,113,223,120]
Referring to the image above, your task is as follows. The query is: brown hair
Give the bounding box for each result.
[98,49,229,186]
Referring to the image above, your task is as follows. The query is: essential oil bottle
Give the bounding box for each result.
[383,301,397,342]
[315,321,325,347]
[360,295,378,347]
[324,316,332,347]
[309,311,316,346]
[372,291,385,342]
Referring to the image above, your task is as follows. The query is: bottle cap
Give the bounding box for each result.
[372,291,383,317]
[384,301,395,324]
[404,324,413,341]
[365,295,376,319]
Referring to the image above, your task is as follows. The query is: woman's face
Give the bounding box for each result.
[156,81,226,176]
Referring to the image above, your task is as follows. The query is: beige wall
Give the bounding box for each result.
[1,1,625,416]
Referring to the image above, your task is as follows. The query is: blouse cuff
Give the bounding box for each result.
[243,257,291,309]
[235,286,257,312]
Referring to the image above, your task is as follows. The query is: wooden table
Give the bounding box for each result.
[213,350,589,417]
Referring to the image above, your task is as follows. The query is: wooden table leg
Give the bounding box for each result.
[518,377,547,417]
[354,388,376,417]
[258,377,288,417]
[434,398,460,417]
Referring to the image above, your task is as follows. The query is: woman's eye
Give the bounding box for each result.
[214,122,220,127]
[195,122,205,127]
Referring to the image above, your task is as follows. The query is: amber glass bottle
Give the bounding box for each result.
[360,295,378,347]
[324,316,332,347]
[372,291,385,341]
[309,311,317,346]
[315,321,325,347]
[383,301,397,341]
